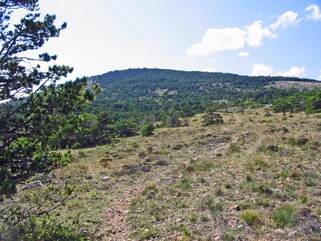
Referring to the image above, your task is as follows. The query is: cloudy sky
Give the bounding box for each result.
[39,0,321,79]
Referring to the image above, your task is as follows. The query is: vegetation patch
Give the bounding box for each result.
[240,209,262,227]
[273,205,297,228]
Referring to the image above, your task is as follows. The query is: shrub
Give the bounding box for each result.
[115,120,137,137]
[2,215,87,241]
[273,205,297,228]
[140,123,155,137]
[165,115,181,128]
[240,209,262,226]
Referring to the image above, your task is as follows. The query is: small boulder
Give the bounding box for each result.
[21,181,43,190]
[38,173,54,184]
[278,127,289,134]
[267,144,279,152]
[297,137,309,146]
[101,176,110,181]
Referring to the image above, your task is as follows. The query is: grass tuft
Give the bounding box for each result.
[240,209,262,226]
[273,205,297,228]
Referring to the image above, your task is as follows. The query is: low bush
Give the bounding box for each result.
[273,205,297,228]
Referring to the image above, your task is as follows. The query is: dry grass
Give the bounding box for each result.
[17,109,321,240]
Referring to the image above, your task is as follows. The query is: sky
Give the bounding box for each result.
[38,0,321,80]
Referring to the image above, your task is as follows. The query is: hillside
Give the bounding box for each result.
[88,68,320,125]
[9,108,321,241]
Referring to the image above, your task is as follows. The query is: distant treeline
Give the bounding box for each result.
[273,89,321,114]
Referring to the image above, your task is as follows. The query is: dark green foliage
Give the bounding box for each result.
[114,120,137,137]
[0,1,96,240]
[140,123,155,137]
[56,112,113,149]
[162,113,181,128]
[0,1,98,194]
[0,80,96,195]
[0,169,16,195]
[273,90,321,114]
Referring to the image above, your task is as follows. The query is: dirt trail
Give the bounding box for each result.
[104,165,173,241]
[104,186,142,241]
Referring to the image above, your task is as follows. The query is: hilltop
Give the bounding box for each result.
[89,68,321,120]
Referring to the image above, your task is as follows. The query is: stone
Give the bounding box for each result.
[297,137,309,146]
[21,180,43,190]
[267,144,279,152]
[38,173,54,184]
[278,127,289,134]
[101,176,110,181]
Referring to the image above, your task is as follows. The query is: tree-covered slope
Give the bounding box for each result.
[90,68,319,119]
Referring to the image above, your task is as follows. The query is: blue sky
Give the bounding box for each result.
[39,0,321,79]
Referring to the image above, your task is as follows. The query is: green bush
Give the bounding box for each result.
[140,123,155,137]
[2,216,87,241]
[273,90,321,114]
[115,120,137,137]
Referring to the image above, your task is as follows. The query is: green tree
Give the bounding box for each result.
[0,1,97,239]
[165,114,181,128]
[0,0,98,193]
[140,123,155,137]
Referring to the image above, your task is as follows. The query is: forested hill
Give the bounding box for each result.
[89,68,320,117]
[92,68,317,95]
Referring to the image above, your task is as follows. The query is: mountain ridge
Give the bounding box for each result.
[91,68,319,84]
[89,68,321,120]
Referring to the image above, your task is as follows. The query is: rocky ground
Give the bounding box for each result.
[16,109,321,240]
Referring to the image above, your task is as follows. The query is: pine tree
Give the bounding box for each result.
[0,0,99,195]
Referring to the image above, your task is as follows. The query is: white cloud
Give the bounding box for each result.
[270,11,300,30]
[251,64,305,78]
[186,10,299,56]
[246,21,275,47]
[280,66,305,78]
[186,28,246,56]
[306,4,321,21]
[238,51,250,57]
[252,64,275,76]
